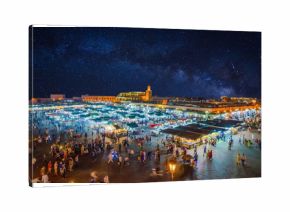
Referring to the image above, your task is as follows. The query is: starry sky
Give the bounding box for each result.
[29,27,261,99]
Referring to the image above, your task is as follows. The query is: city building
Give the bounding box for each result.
[30,98,38,104]
[50,94,65,101]
[117,85,152,102]
[81,95,117,102]
[221,96,257,104]
[151,96,169,105]
[29,98,51,104]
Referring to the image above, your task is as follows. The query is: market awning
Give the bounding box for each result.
[149,123,162,128]
[127,123,138,128]
[199,119,242,129]
[162,128,204,140]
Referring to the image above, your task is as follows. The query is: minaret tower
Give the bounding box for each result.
[145,85,152,101]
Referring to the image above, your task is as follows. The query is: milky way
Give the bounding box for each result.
[29,27,261,98]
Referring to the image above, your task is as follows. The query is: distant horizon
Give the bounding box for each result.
[30,92,260,100]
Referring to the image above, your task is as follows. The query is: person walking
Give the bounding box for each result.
[74,154,79,167]
[190,158,195,168]
[236,152,241,166]
[147,151,152,160]
[241,153,247,166]
[124,156,130,166]
[63,149,68,160]
[104,175,109,183]
[129,149,134,159]
[207,149,213,160]
[203,145,207,157]
[118,142,122,153]
[176,148,180,157]
[156,150,160,162]
[47,161,52,175]
[59,162,64,177]
[41,173,49,183]
[40,166,46,176]
[68,158,74,172]
[81,145,84,156]
[194,151,198,164]
[62,163,66,178]
[53,161,58,176]
[118,155,123,166]
[142,151,146,163]
[108,152,113,164]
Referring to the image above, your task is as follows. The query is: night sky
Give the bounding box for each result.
[29,27,261,99]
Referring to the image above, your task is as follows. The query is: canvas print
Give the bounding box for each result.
[29,26,261,186]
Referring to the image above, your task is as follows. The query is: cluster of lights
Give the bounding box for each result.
[31,102,206,134]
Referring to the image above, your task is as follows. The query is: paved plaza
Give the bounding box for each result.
[30,119,261,183]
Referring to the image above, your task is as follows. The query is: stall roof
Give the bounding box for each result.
[127,123,138,128]
[175,125,222,135]
[161,119,240,140]
[162,128,204,140]
[199,119,243,128]
[174,126,210,135]
[183,123,226,132]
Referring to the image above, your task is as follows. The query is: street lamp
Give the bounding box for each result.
[169,163,176,181]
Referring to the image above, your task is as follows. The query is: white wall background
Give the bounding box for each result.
[0,0,289,211]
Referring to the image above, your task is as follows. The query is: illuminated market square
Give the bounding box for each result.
[29,27,261,184]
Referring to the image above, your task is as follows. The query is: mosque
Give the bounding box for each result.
[116,85,152,102]
[80,85,152,103]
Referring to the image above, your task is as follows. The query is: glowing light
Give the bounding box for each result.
[169,162,177,181]
[169,163,176,172]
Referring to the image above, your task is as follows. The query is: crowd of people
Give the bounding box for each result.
[32,127,206,183]
[30,108,261,183]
